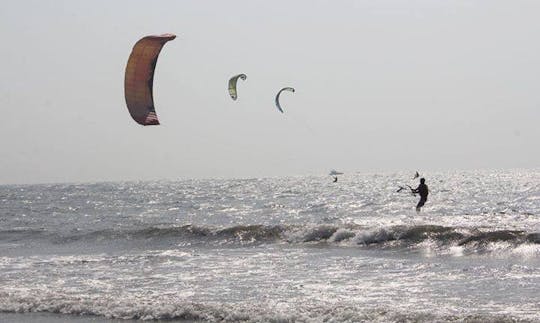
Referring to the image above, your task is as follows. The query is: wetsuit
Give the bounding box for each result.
[414,183,428,210]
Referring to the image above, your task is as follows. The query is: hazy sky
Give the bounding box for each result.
[1,0,539,184]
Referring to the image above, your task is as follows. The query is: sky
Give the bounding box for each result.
[1,0,539,184]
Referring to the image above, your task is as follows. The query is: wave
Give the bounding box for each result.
[2,224,540,253]
[0,225,285,245]
[0,290,533,322]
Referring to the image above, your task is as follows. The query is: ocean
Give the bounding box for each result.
[1,169,539,322]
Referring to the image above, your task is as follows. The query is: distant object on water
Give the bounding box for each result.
[329,169,344,176]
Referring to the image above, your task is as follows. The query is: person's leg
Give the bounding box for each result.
[416,198,425,213]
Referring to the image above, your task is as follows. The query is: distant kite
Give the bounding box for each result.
[124,34,176,125]
[228,74,247,100]
[275,87,295,113]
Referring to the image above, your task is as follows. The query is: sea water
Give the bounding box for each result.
[1,169,539,322]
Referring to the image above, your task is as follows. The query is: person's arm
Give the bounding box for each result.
[406,184,418,194]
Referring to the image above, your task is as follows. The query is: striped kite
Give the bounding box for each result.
[124,34,176,125]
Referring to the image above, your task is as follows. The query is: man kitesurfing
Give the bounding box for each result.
[396,173,429,212]
[412,178,429,213]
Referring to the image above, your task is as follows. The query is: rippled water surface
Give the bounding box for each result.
[1,169,539,322]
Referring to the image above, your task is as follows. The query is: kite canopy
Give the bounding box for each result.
[228,74,247,100]
[124,34,176,126]
[275,87,295,113]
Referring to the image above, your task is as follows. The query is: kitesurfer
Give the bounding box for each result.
[333,176,338,183]
[412,178,428,212]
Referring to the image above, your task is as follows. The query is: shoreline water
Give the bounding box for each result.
[1,170,539,322]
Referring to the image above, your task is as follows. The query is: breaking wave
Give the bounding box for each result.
[0,290,533,322]
[2,224,540,254]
